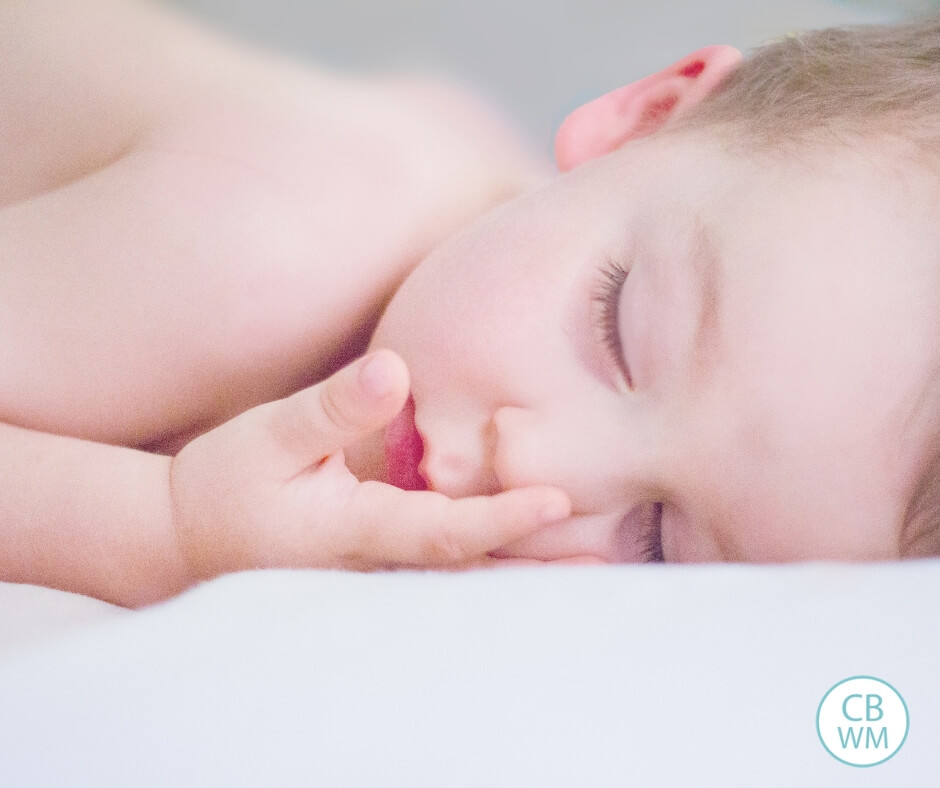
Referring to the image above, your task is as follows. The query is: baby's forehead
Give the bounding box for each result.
[637,125,938,196]
[675,134,934,251]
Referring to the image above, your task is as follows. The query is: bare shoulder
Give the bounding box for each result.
[0,0,189,205]
[354,69,553,218]
[0,4,551,450]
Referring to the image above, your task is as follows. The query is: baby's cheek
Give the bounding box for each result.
[663,506,741,563]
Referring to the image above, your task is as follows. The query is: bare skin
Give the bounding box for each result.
[0,0,552,449]
[15,4,929,606]
[0,0,569,606]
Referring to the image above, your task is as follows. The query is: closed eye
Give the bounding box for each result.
[639,502,665,563]
[592,256,632,391]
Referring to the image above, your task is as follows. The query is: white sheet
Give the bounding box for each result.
[1,561,937,786]
[0,581,124,658]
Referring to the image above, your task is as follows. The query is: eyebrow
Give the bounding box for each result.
[686,219,725,387]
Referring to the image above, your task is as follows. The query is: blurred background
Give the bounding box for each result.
[166,0,933,154]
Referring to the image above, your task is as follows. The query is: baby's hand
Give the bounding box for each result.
[168,350,571,582]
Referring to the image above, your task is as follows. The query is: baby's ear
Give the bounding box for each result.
[554,45,742,172]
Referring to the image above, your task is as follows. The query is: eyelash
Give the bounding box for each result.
[639,503,665,563]
[594,259,666,563]
[592,257,633,390]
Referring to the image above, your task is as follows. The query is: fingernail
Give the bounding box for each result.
[358,353,394,398]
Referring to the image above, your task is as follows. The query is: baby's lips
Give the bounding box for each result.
[384,394,427,491]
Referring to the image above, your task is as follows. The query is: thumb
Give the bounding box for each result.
[263,349,410,473]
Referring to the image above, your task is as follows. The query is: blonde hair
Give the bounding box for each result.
[676,13,940,153]
[677,14,940,556]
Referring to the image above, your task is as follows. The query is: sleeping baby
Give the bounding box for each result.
[1,0,937,606]
[346,20,940,568]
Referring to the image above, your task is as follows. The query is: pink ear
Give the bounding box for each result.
[554,45,742,172]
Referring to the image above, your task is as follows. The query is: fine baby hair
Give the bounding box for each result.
[672,12,940,151]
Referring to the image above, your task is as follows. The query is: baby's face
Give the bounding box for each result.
[350,131,938,563]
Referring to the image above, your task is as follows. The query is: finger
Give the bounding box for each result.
[452,557,549,570]
[548,555,609,565]
[458,555,608,570]
[342,482,571,568]
[372,557,544,572]
[262,349,409,475]
[485,554,609,566]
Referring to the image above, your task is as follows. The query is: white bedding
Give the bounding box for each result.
[0,581,125,658]
[1,561,938,786]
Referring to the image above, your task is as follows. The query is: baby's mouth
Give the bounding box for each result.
[384,394,428,491]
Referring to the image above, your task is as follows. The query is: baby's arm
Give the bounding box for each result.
[0,0,562,604]
[0,353,569,607]
[0,422,185,607]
